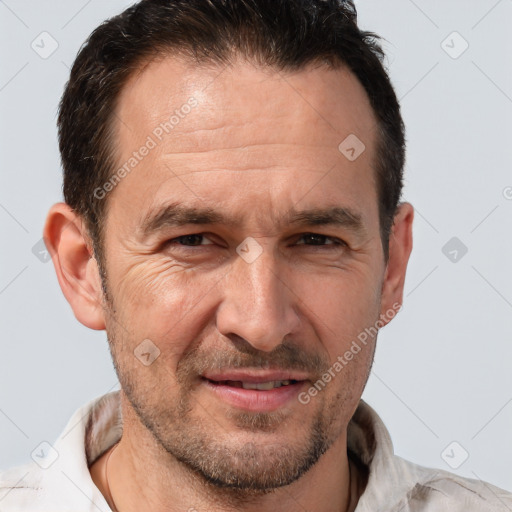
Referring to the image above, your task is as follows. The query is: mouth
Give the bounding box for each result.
[206,379,301,390]
[200,371,310,412]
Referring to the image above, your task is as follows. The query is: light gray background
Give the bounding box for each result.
[1,0,511,495]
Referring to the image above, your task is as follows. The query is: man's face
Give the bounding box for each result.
[100,56,389,490]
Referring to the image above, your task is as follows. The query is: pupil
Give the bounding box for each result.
[182,235,201,245]
[305,234,325,245]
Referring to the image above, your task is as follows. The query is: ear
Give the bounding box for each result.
[43,203,106,330]
[379,202,414,323]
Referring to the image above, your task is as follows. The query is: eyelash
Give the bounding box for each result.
[166,233,347,249]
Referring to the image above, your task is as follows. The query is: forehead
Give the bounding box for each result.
[107,55,379,233]
[116,55,376,150]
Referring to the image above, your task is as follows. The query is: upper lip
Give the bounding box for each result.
[202,369,311,383]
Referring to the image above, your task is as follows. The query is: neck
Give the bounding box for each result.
[91,394,359,512]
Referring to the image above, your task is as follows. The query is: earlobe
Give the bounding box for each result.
[380,202,414,321]
[43,202,106,330]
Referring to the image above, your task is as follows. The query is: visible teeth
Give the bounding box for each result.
[241,380,292,390]
[210,379,296,390]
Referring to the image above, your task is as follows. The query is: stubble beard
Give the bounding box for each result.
[99,271,364,501]
[104,333,344,498]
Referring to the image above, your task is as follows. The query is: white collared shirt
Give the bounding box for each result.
[1,390,511,511]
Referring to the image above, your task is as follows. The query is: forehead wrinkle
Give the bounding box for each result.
[155,141,339,155]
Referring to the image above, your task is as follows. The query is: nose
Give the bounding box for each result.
[215,244,301,352]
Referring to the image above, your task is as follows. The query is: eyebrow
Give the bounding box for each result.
[286,207,366,235]
[139,202,234,237]
[139,201,367,239]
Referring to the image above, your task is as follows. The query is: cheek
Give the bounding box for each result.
[109,258,221,355]
[296,268,381,348]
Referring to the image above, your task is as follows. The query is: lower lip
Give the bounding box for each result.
[202,379,307,412]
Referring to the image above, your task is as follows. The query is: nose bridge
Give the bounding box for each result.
[246,252,283,320]
[216,245,300,352]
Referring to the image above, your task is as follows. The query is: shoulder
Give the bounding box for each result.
[0,461,45,509]
[393,456,512,511]
[351,401,512,511]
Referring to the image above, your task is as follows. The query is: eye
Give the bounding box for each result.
[167,234,214,247]
[295,233,347,248]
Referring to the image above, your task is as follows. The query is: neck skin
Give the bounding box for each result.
[90,393,360,512]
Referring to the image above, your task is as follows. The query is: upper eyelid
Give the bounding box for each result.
[168,234,215,244]
[168,233,346,245]
[295,234,345,245]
